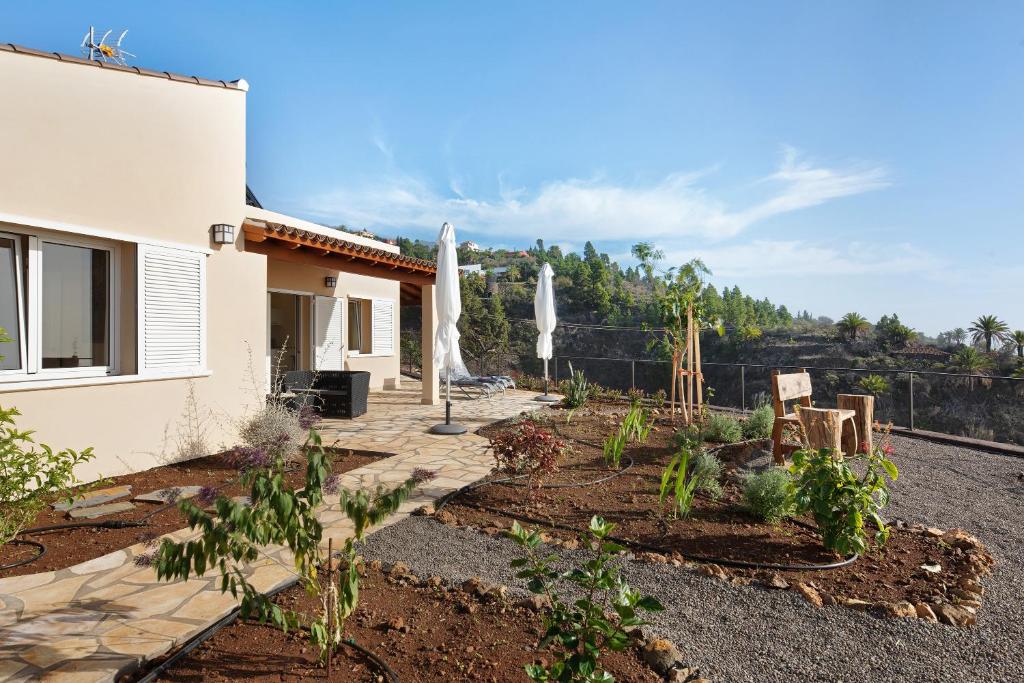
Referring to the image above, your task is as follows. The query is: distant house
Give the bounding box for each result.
[459,264,485,277]
[460,240,482,251]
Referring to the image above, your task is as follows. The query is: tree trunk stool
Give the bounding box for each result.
[838,393,875,455]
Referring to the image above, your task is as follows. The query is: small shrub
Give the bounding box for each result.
[237,400,309,465]
[621,401,654,444]
[689,451,723,500]
[507,516,664,683]
[858,374,890,395]
[672,424,702,451]
[741,403,775,440]
[490,419,566,502]
[742,468,793,524]
[659,447,698,519]
[700,412,742,444]
[602,429,627,469]
[0,405,95,546]
[789,443,898,555]
[651,388,667,407]
[560,362,591,409]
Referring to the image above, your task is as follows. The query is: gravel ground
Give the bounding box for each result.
[362,434,1024,682]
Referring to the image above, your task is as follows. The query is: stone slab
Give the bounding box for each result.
[134,486,203,504]
[67,501,136,520]
[53,485,132,511]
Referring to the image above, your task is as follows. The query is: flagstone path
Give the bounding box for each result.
[0,383,538,682]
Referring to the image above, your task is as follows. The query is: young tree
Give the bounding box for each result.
[969,315,1010,352]
[459,276,511,375]
[836,312,871,341]
[1011,330,1024,358]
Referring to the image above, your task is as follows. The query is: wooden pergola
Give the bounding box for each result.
[242,219,436,306]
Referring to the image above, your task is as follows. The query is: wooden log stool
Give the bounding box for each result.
[797,407,851,453]
[838,393,875,455]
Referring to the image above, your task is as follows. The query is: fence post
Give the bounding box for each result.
[908,371,915,431]
[631,360,636,391]
[740,365,746,412]
[553,357,558,384]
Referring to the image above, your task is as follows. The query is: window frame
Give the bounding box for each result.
[0,231,27,377]
[0,227,120,383]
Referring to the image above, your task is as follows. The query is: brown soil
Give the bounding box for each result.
[452,408,987,609]
[0,448,388,578]
[143,566,660,683]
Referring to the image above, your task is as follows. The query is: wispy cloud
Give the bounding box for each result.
[302,147,887,242]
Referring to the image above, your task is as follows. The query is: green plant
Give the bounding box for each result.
[858,374,890,395]
[741,403,775,440]
[699,412,742,444]
[602,429,627,469]
[621,401,654,444]
[561,362,591,410]
[836,312,870,341]
[0,405,95,546]
[154,427,426,665]
[742,468,793,524]
[507,516,664,683]
[490,419,567,502]
[658,447,698,519]
[689,451,723,500]
[969,314,1010,352]
[949,346,994,375]
[789,445,898,556]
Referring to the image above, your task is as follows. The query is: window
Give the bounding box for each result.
[348,299,367,352]
[0,227,118,381]
[346,297,394,357]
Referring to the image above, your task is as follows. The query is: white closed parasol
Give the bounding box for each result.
[533,263,560,401]
[429,222,468,434]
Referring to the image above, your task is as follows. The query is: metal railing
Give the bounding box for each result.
[548,355,1024,447]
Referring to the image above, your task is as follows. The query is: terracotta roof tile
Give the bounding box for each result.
[0,43,244,91]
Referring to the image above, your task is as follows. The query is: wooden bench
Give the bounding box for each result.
[770,370,856,464]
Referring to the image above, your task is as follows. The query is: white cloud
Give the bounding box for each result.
[302,148,887,242]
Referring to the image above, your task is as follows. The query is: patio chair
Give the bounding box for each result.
[770,369,855,464]
[452,376,498,399]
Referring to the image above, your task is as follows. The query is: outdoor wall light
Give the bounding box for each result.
[211,224,235,244]
[324,276,338,288]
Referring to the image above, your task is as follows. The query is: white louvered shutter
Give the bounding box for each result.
[371,299,395,356]
[138,245,206,374]
[314,296,344,370]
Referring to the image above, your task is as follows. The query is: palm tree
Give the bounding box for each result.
[1011,330,1024,358]
[969,315,1010,352]
[950,328,967,347]
[949,347,993,375]
[836,312,870,341]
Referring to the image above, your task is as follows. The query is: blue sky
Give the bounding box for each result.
[4,2,1022,334]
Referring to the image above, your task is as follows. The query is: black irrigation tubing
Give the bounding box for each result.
[0,539,46,571]
[435,470,860,573]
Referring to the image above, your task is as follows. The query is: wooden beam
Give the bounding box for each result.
[245,240,435,286]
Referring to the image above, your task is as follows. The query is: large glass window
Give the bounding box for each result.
[0,235,24,371]
[41,242,110,369]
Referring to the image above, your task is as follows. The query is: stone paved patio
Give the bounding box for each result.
[0,382,538,682]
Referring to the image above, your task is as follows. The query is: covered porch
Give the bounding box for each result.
[242,216,441,405]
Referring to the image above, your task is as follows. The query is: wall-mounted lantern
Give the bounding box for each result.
[324,276,338,288]
[211,224,235,244]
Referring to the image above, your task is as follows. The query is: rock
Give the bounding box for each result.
[482,526,501,536]
[641,638,683,675]
[411,504,434,516]
[385,616,410,633]
[697,564,728,581]
[820,592,837,607]
[54,485,132,511]
[925,527,944,538]
[68,501,135,519]
[388,561,412,578]
[942,529,981,550]
[958,578,984,595]
[934,603,976,626]
[519,594,551,612]
[426,575,444,588]
[796,582,823,608]
[642,552,669,564]
[885,601,917,619]
[368,559,383,572]
[434,509,458,526]
[759,572,789,590]
[914,602,938,622]
[134,486,203,504]
[842,598,871,610]
[560,538,580,550]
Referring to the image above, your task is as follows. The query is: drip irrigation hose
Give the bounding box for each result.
[0,539,46,571]
[435,474,860,573]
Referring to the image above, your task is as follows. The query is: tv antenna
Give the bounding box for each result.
[81,27,134,65]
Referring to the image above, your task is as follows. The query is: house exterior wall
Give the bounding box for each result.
[0,50,263,481]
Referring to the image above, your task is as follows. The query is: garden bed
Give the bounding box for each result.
[0,448,388,578]
[138,562,661,683]
[441,407,993,620]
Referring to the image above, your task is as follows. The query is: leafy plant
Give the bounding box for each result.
[788,444,898,556]
[858,374,890,395]
[490,419,567,502]
[0,405,95,546]
[689,451,723,500]
[836,312,870,341]
[154,426,427,665]
[507,516,664,683]
[742,468,793,524]
[741,402,775,440]
[969,314,1010,352]
[621,401,654,444]
[561,362,591,410]
[699,412,742,444]
[658,448,698,519]
[602,429,627,470]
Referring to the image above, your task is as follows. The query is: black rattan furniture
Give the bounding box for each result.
[283,370,370,419]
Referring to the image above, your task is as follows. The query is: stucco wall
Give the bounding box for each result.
[0,50,264,481]
[266,258,401,390]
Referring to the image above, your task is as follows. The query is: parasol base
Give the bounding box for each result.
[430,422,468,435]
[534,394,561,403]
